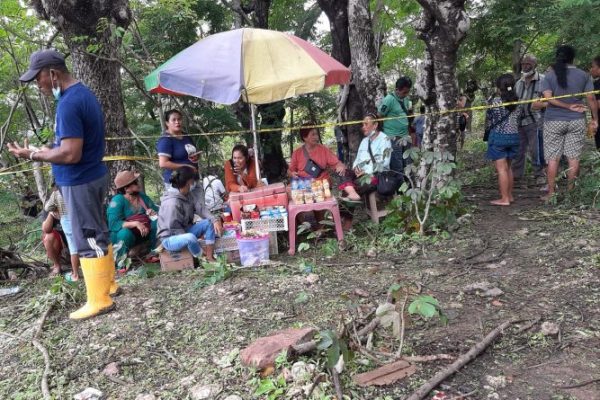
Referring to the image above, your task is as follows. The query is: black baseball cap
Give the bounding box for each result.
[19,49,66,82]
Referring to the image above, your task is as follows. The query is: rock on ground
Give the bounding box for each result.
[189,383,222,400]
[73,388,103,400]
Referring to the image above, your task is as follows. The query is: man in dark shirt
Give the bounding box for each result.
[8,50,118,320]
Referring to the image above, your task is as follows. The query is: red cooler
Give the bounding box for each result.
[229,183,288,222]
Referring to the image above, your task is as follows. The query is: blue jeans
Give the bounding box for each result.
[161,220,216,257]
[389,136,412,176]
[60,215,78,255]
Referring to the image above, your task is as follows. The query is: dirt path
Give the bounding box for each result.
[1,181,599,400]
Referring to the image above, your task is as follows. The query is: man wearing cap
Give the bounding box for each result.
[8,49,118,320]
[512,54,547,185]
[107,170,159,263]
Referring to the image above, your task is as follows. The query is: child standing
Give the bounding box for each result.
[485,74,522,206]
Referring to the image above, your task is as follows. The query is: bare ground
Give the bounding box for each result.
[1,175,599,400]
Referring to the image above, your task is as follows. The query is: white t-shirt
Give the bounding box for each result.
[202,175,226,212]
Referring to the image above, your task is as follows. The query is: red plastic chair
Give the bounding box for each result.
[287,198,344,255]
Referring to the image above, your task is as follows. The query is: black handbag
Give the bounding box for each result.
[484,110,511,142]
[367,139,401,196]
[302,146,323,178]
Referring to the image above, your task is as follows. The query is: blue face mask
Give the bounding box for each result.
[52,87,61,101]
[50,70,61,101]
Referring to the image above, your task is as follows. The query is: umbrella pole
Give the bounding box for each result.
[250,104,261,182]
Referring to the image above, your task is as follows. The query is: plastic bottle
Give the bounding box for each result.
[323,180,331,198]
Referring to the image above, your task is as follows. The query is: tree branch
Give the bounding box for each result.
[406,320,515,400]
[70,49,157,106]
[220,0,254,26]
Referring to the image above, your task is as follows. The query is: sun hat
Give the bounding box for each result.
[114,170,141,190]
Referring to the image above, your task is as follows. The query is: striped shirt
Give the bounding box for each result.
[44,189,68,218]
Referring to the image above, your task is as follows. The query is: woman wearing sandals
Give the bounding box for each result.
[485,74,523,206]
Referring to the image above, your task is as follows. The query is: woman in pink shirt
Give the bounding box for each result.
[288,125,346,181]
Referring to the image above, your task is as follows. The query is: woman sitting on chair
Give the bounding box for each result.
[339,114,392,202]
[288,124,346,182]
[224,144,261,193]
[157,166,223,261]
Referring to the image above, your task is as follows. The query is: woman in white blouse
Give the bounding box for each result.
[339,114,392,202]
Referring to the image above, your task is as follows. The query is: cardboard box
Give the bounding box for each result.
[159,249,194,272]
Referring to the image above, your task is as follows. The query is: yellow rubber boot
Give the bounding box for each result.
[69,255,115,320]
[107,244,122,296]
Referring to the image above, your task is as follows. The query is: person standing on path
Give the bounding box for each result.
[511,54,547,185]
[590,55,600,150]
[8,49,118,320]
[540,45,598,201]
[378,77,414,176]
[485,74,523,206]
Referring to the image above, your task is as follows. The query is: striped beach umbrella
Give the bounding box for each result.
[145,28,351,180]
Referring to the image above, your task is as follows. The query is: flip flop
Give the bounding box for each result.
[340,197,362,206]
[144,255,160,263]
[64,272,80,283]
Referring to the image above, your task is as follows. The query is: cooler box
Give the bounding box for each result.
[229,183,288,222]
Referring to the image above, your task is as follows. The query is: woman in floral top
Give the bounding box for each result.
[485,73,523,206]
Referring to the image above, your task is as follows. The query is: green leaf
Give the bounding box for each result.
[389,283,402,294]
[326,341,341,369]
[294,291,309,304]
[254,379,276,396]
[317,330,335,350]
[408,295,441,319]
[298,242,310,252]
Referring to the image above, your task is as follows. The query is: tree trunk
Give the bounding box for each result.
[32,163,48,205]
[253,0,271,28]
[30,0,134,183]
[347,0,386,115]
[512,39,523,76]
[317,0,364,161]
[414,0,469,156]
[257,102,288,183]
[415,50,437,151]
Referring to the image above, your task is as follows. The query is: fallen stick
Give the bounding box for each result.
[330,368,343,400]
[514,317,540,335]
[557,377,600,389]
[305,373,325,399]
[401,354,455,363]
[32,301,56,400]
[405,320,514,400]
[32,339,51,400]
[395,294,409,358]
[448,389,478,399]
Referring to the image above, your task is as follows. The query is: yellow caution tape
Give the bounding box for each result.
[104,89,600,140]
[0,156,156,177]
[2,90,597,179]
